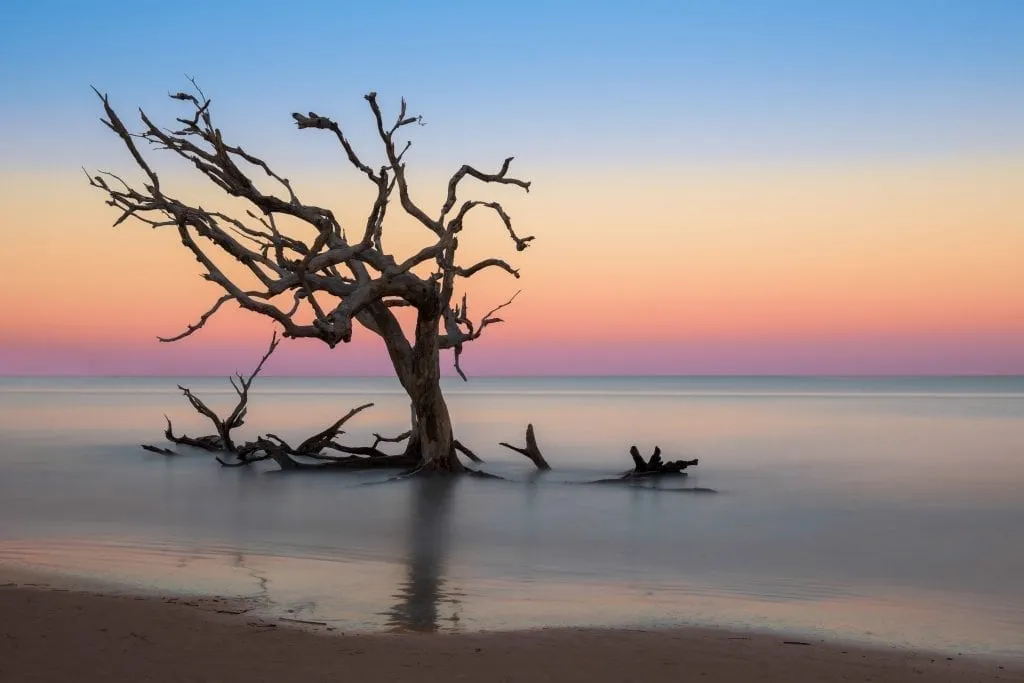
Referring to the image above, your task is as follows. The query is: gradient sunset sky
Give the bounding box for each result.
[1,1,1022,375]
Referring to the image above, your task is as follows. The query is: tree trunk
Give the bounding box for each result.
[382,305,463,474]
[407,379,460,474]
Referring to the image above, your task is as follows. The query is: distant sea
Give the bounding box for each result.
[1,376,1021,656]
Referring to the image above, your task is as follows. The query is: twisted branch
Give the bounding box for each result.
[162,333,279,452]
[90,83,531,379]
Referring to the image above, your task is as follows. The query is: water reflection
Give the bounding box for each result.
[385,477,462,631]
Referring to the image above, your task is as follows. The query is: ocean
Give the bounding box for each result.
[0,376,1021,655]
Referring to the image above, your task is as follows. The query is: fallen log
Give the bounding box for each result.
[255,437,419,471]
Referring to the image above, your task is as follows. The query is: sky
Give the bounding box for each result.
[0,0,1022,376]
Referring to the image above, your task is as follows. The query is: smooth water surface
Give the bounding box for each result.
[0,376,1022,655]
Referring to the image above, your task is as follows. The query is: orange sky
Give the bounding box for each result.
[1,158,1021,374]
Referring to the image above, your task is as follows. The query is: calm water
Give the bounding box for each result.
[0,376,1022,655]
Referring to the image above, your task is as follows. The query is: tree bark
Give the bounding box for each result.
[385,306,463,474]
[410,383,460,473]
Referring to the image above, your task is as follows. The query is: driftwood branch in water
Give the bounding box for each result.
[372,430,413,449]
[255,437,419,471]
[589,448,701,484]
[453,439,483,463]
[151,336,412,471]
[214,441,272,467]
[293,402,374,454]
[499,424,551,470]
[164,416,224,451]
[164,333,280,453]
[625,446,699,477]
[141,444,175,455]
[497,425,701,485]
[213,406,422,470]
[153,335,421,470]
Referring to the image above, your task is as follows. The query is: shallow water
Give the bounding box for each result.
[0,376,1022,655]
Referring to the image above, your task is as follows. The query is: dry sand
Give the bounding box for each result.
[1,570,1019,683]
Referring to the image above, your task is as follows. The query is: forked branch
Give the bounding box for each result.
[163,333,280,452]
[499,423,551,470]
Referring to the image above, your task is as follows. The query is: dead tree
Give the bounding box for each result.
[90,83,532,474]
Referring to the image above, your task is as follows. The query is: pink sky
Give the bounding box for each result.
[2,159,1023,376]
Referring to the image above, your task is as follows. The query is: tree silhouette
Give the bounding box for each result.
[89,83,532,473]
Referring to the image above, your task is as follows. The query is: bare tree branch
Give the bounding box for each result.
[164,333,279,452]
[293,402,374,454]
[372,430,412,449]
[439,157,531,222]
[442,291,521,380]
[158,294,235,342]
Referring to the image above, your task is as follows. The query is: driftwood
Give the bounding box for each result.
[253,438,419,471]
[291,402,373,454]
[163,418,224,451]
[144,334,487,472]
[453,440,483,463]
[161,333,280,454]
[179,405,428,471]
[499,424,551,470]
[214,442,271,467]
[626,445,699,477]
[145,337,700,483]
[499,424,701,484]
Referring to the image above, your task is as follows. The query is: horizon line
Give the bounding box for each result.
[3,373,1023,380]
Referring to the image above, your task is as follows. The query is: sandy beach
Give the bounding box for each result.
[1,570,1019,683]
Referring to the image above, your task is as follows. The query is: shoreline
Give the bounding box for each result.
[2,567,1019,683]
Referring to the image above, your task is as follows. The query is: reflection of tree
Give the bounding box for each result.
[386,477,460,631]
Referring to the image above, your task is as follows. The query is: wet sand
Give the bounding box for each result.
[1,571,1019,683]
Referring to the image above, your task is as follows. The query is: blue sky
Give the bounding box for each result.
[2,0,1022,169]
